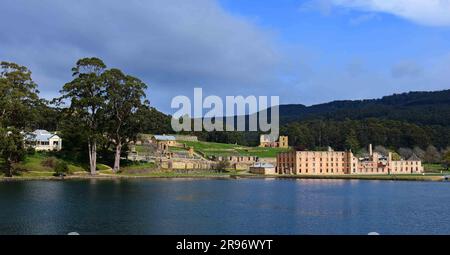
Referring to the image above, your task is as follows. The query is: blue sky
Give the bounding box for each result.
[1,0,450,114]
[220,0,450,101]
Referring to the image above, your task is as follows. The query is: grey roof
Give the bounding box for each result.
[407,153,421,161]
[26,130,60,142]
[153,135,176,141]
[35,129,51,135]
[251,162,274,168]
[260,134,277,142]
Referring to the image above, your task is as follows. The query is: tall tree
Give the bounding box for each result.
[344,130,359,152]
[0,62,40,176]
[413,146,425,160]
[59,58,106,175]
[443,149,450,170]
[0,62,39,127]
[424,145,441,164]
[103,68,147,172]
[0,128,27,176]
[398,147,413,160]
[374,145,389,156]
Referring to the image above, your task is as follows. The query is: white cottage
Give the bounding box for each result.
[26,130,62,151]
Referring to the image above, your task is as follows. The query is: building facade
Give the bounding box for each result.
[276,144,423,175]
[213,155,258,170]
[249,162,276,175]
[259,135,289,148]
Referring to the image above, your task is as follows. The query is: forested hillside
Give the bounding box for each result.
[279,90,450,126]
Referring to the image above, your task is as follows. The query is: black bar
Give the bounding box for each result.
[0,235,447,254]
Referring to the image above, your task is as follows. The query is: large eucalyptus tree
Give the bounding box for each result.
[0,62,40,176]
[60,58,107,175]
[103,68,148,172]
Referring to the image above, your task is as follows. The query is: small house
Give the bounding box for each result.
[26,130,62,151]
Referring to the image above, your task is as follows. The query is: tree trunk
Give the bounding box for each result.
[5,156,12,177]
[113,142,122,173]
[88,140,97,175]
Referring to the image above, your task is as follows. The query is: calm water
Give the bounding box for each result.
[0,178,449,235]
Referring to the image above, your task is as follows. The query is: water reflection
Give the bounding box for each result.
[0,179,449,234]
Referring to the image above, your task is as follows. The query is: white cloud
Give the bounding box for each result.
[332,0,450,26]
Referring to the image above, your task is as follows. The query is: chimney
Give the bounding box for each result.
[369,144,373,156]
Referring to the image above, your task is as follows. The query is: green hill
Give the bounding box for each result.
[278,89,450,126]
[181,141,290,158]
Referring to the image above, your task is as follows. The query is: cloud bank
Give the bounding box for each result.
[0,0,283,111]
[1,0,449,114]
[332,0,450,26]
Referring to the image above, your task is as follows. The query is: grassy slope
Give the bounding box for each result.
[134,145,151,153]
[1,153,156,177]
[423,163,448,173]
[182,141,290,158]
[14,153,85,175]
[121,162,155,171]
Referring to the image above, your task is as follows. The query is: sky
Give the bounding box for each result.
[1,0,450,114]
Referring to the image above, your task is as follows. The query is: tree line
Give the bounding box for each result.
[0,58,167,176]
[278,89,450,127]
[2,58,450,176]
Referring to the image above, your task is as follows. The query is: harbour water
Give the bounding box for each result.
[0,178,449,234]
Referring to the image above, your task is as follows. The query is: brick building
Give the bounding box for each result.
[276,144,423,175]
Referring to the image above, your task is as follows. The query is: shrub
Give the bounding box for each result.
[41,157,58,168]
[54,160,69,175]
[26,147,36,155]
[214,159,230,172]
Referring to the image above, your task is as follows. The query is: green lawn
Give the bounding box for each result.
[20,171,55,177]
[16,154,53,172]
[182,141,290,158]
[134,145,151,153]
[120,162,156,172]
[14,153,85,174]
[169,146,189,152]
[96,163,112,171]
[424,163,449,173]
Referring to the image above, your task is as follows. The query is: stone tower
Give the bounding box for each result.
[279,136,289,148]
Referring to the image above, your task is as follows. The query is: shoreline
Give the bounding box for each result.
[0,173,447,182]
[238,174,446,182]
